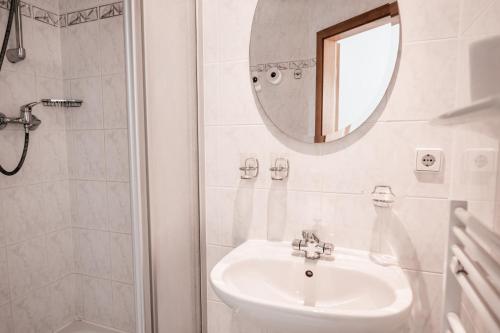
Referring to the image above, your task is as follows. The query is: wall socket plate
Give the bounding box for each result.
[415,149,443,172]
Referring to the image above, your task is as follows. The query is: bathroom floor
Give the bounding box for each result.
[57,321,124,333]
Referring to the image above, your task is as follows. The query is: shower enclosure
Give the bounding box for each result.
[0,0,146,332]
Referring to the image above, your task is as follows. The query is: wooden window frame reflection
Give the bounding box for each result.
[314,2,399,143]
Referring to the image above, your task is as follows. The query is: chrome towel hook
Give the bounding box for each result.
[239,157,259,180]
[270,157,289,181]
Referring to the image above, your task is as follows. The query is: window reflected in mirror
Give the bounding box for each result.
[316,3,400,142]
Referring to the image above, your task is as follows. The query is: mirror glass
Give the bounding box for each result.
[250,1,400,143]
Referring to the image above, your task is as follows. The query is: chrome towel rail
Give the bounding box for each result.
[454,207,500,251]
[442,201,500,333]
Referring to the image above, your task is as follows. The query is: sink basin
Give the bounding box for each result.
[210,240,413,333]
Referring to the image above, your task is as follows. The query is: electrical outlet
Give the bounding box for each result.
[415,149,443,172]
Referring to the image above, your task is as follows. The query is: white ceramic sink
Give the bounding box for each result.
[210,240,413,333]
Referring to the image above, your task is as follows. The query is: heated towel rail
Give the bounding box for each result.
[443,201,500,333]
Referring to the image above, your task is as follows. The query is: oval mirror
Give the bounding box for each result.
[250,1,401,143]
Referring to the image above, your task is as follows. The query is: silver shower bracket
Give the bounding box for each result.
[6,0,26,64]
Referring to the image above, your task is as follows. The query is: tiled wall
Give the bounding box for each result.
[0,0,71,331]
[0,0,133,332]
[61,0,135,331]
[201,0,463,332]
[452,0,500,332]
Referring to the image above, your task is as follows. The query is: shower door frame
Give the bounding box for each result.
[124,0,204,332]
[123,1,153,332]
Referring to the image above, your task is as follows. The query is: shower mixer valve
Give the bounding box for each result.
[0,99,82,132]
[0,102,42,132]
[0,99,82,176]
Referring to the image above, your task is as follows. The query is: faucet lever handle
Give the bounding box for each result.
[319,241,334,256]
[302,230,319,242]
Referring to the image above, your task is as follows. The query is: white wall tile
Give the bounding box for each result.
[80,276,112,327]
[70,180,108,230]
[382,40,458,121]
[384,198,449,273]
[103,74,127,129]
[48,275,76,331]
[0,218,4,249]
[404,271,443,333]
[459,0,494,34]
[62,22,101,79]
[399,0,459,42]
[111,282,135,332]
[105,129,130,181]
[31,21,63,78]
[201,0,219,63]
[43,181,71,232]
[281,190,322,241]
[59,0,97,13]
[46,229,74,281]
[462,0,500,38]
[0,248,10,306]
[7,237,49,300]
[99,16,125,75]
[11,287,52,333]
[73,229,111,278]
[67,130,106,180]
[110,233,133,283]
[205,187,267,246]
[0,303,13,333]
[107,181,132,234]
[1,185,46,244]
[218,0,258,62]
[321,194,378,252]
[37,130,69,181]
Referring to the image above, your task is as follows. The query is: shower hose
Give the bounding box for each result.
[0,0,30,176]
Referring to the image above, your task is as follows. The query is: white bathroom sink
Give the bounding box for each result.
[210,240,413,333]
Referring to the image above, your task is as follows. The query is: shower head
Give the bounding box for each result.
[41,99,83,107]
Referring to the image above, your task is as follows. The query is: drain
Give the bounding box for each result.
[305,270,313,278]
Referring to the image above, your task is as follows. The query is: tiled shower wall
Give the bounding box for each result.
[201,0,464,332]
[0,1,134,332]
[0,0,71,331]
[61,0,135,332]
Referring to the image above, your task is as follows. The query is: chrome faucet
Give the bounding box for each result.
[0,102,41,132]
[292,230,334,260]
